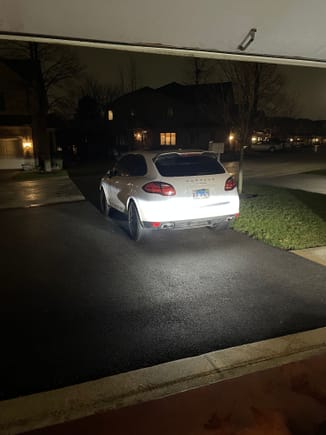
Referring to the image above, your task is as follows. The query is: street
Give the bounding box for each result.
[0,192,325,400]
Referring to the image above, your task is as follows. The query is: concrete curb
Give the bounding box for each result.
[1,327,325,435]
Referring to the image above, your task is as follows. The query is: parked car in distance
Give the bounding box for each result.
[251,139,285,152]
[99,150,240,240]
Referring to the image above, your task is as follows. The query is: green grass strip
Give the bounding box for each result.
[233,183,326,250]
[12,170,68,181]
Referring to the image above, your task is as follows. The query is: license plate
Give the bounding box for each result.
[193,188,209,199]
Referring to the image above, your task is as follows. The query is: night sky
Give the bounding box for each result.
[75,46,326,120]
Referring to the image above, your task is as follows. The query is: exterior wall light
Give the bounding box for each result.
[22,140,33,150]
[135,132,142,141]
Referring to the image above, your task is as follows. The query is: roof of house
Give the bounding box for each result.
[111,81,233,113]
[157,81,233,102]
[0,58,35,83]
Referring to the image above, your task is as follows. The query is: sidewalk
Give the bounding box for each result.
[253,173,326,195]
[292,246,326,267]
[224,159,326,180]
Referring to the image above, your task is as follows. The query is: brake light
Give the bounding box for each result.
[143,182,176,196]
[224,176,236,191]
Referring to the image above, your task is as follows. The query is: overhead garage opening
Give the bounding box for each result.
[1,0,326,66]
[1,0,326,180]
[0,0,325,239]
[0,0,326,415]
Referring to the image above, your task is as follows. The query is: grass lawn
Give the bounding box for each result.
[233,183,326,250]
[12,169,68,181]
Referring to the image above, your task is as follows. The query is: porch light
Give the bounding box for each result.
[22,140,33,150]
[135,132,142,141]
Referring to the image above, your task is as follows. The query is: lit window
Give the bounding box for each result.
[108,110,113,121]
[160,132,176,146]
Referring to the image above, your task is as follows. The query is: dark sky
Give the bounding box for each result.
[75,46,326,120]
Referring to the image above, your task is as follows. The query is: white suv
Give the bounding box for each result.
[100,150,240,240]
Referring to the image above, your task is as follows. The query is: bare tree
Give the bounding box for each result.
[217,61,284,192]
[128,58,138,92]
[186,58,215,85]
[0,41,82,170]
[117,56,140,95]
[79,77,121,117]
[219,61,282,146]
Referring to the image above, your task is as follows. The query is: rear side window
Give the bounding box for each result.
[155,153,225,177]
[116,154,147,176]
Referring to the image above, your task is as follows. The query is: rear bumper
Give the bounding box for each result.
[136,196,240,223]
[143,214,238,231]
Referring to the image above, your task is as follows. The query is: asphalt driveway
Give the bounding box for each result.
[0,200,325,400]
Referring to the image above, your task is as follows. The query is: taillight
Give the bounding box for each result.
[143,182,176,196]
[224,176,236,191]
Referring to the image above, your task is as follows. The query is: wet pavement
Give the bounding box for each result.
[0,157,325,434]
[0,174,84,209]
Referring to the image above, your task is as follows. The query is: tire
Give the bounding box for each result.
[128,201,144,241]
[99,188,111,217]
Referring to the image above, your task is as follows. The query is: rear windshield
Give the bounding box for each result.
[155,152,225,177]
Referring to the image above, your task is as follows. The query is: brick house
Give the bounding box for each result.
[109,82,234,152]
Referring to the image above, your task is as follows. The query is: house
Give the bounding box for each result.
[109,82,234,151]
[0,60,35,170]
[0,59,63,170]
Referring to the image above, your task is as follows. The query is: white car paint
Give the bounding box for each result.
[100,150,239,238]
